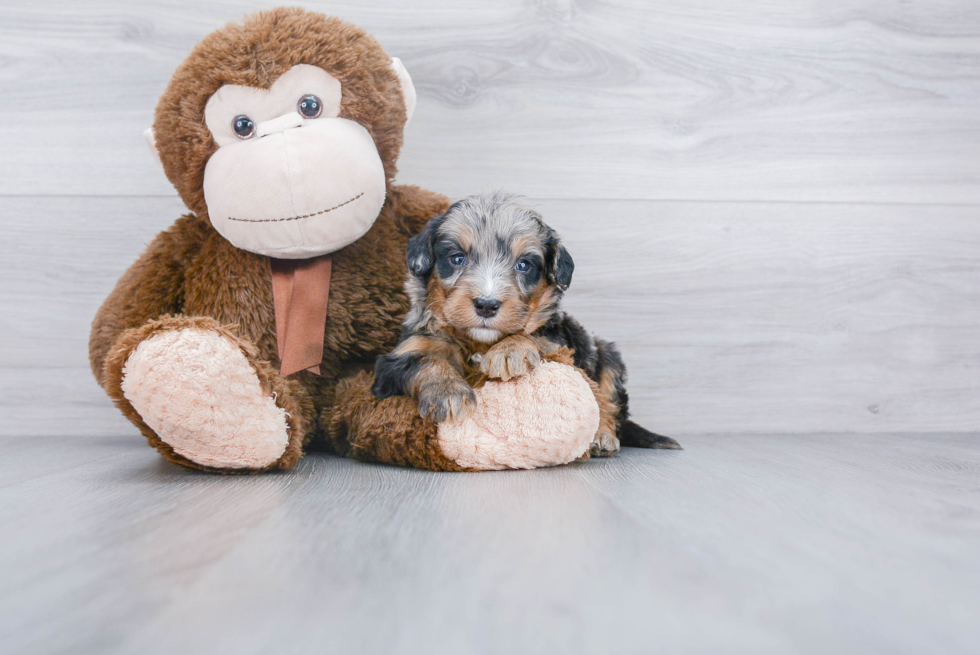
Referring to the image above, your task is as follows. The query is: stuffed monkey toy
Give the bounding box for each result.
[90,8,601,473]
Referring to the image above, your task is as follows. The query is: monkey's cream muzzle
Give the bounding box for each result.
[196,63,399,259]
[202,115,386,259]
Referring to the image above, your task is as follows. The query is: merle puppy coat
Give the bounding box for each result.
[372,191,679,456]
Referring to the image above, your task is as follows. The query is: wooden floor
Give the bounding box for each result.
[2,433,978,654]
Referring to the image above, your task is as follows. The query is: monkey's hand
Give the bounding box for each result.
[480,334,542,381]
[417,377,477,423]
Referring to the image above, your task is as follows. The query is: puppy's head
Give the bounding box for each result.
[404,191,574,342]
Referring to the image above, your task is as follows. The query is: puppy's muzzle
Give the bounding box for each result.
[473,296,501,319]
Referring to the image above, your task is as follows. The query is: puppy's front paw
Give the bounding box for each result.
[480,335,541,381]
[589,431,621,458]
[418,379,477,423]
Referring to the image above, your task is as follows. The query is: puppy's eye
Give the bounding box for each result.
[233,115,255,139]
[297,94,323,119]
[515,259,531,273]
[450,254,466,267]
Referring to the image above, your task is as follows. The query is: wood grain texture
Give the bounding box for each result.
[3,196,978,437]
[2,4,979,653]
[2,2,978,435]
[545,198,980,435]
[0,0,978,201]
[1,434,978,654]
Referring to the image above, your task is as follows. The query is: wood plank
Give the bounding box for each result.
[0,1,978,202]
[3,196,979,437]
[1,434,977,653]
[542,198,980,435]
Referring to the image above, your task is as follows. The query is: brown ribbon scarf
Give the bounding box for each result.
[270,256,333,376]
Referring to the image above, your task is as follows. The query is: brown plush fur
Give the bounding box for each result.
[329,374,468,471]
[330,347,596,471]
[89,8,450,472]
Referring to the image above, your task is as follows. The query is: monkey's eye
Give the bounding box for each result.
[297,94,323,119]
[450,254,466,267]
[515,259,531,273]
[232,115,255,139]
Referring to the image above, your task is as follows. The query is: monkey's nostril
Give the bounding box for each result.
[473,297,501,318]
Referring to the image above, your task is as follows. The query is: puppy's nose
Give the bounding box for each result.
[473,297,501,318]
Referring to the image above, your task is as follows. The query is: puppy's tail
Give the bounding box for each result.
[619,420,682,450]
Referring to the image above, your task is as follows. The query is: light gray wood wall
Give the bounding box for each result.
[1,0,979,436]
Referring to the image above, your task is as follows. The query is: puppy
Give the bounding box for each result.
[372,191,680,456]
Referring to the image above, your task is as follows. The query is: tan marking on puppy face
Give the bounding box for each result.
[510,234,542,261]
[453,224,475,254]
[440,273,525,335]
[425,192,561,340]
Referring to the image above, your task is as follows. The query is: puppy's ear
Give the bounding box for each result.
[545,229,574,291]
[407,214,443,278]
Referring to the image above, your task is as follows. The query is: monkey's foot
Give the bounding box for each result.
[438,361,599,470]
[331,348,601,471]
[120,326,290,470]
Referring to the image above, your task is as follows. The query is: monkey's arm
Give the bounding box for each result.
[371,334,476,422]
[89,214,209,387]
[388,185,452,236]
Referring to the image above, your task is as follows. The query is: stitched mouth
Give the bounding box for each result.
[226,192,363,223]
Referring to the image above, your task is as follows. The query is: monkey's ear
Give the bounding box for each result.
[143,127,162,167]
[407,214,442,278]
[545,230,575,291]
[390,57,417,124]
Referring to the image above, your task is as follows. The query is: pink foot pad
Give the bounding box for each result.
[437,361,600,470]
[121,328,289,469]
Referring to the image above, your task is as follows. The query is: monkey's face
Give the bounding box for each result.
[149,9,415,259]
[201,64,389,258]
[406,192,575,343]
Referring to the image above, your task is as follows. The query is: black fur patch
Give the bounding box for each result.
[542,227,574,291]
[553,245,574,290]
[517,254,544,292]
[407,213,448,279]
[435,240,466,280]
[372,352,424,398]
[534,312,598,378]
[619,421,682,450]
